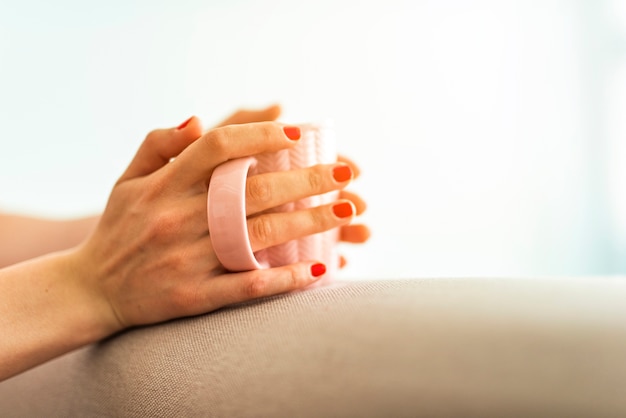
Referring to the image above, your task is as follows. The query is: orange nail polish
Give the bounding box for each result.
[333,202,353,218]
[311,263,326,277]
[333,165,352,182]
[283,126,301,140]
[177,116,193,130]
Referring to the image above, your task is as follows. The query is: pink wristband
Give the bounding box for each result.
[207,157,264,271]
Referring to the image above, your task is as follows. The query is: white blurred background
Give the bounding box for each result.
[0,0,625,279]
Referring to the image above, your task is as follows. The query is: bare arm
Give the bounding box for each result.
[0,215,98,267]
[0,249,113,378]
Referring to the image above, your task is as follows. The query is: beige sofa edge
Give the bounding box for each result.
[1,278,626,417]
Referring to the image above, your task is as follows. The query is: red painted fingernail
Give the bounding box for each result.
[177,116,193,130]
[333,165,352,182]
[283,126,301,140]
[333,202,354,218]
[311,263,326,277]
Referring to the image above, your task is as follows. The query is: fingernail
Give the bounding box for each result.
[333,165,352,183]
[177,116,193,130]
[283,126,301,140]
[311,263,326,277]
[333,202,354,218]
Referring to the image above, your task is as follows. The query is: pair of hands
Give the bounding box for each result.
[75,105,369,335]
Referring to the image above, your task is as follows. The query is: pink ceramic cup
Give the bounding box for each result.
[208,122,340,286]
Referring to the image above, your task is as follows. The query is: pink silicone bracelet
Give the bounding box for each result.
[207,157,263,271]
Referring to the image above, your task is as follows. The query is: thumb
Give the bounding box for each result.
[118,116,203,183]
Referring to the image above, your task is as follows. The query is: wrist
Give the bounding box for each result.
[65,245,125,341]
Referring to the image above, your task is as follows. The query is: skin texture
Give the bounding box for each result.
[0,105,369,380]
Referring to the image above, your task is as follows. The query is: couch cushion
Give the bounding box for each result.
[2,278,626,417]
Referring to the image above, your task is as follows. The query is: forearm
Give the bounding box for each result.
[0,214,99,267]
[0,249,114,381]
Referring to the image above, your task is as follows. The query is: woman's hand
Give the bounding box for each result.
[75,116,368,335]
[0,105,368,381]
[0,104,368,267]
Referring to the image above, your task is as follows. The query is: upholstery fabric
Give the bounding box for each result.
[2,278,626,417]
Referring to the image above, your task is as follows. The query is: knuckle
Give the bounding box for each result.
[307,169,324,192]
[130,181,169,218]
[311,207,330,230]
[243,273,269,298]
[144,129,161,144]
[146,210,181,241]
[166,251,187,273]
[143,175,168,199]
[253,121,279,145]
[204,127,230,155]
[257,122,275,140]
[169,286,194,311]
[246,176,272,204]
[249,216,275,246]
[286,265,301,289]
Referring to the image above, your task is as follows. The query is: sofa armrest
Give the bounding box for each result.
[2,278,626,417]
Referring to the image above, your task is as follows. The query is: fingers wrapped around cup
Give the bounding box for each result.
[208,155,357,284]
[207,123,363,285]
